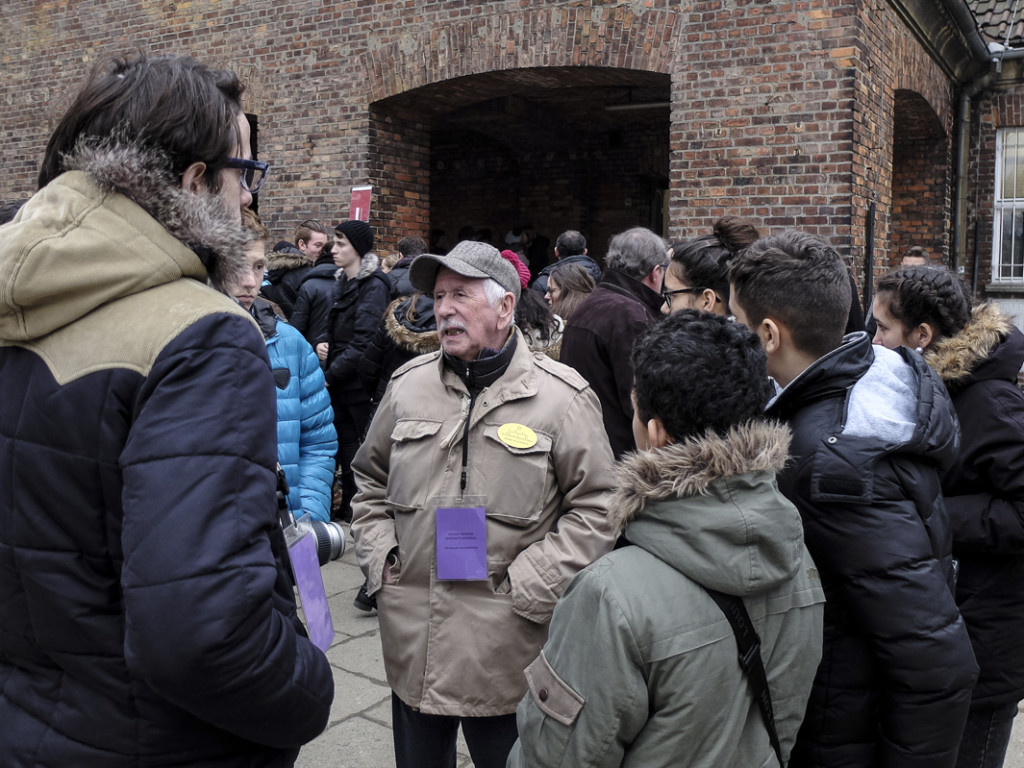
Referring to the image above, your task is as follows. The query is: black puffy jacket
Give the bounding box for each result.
[261,246,312,318]
[290,255,338,347]
[926,303,1024,708]
[767,332,978,768]
[0,149,333,767]
[324,253,390,398]
[357,294,439,402]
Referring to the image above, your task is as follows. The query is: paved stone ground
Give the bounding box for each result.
[295,525,474,768]
[298,524,1024,768]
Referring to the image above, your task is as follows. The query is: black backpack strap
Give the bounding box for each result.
[704,587,784,767]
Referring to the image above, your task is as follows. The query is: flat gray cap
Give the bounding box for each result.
[409,240,522,301]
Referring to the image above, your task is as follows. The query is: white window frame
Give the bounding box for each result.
[994,127,1024,283]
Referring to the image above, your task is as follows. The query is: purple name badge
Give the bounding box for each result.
[289,532,335,652]
[436,506,488,580]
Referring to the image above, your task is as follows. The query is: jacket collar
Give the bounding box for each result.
[925,302,1021,388]
[335,252,381,282]
[767,331,874,420]
[266,251,310,273]
[385,295,439,354]
[597,268,664,315]
[612,421,792,532]
[62,143,250,287]
[438,327,537,404]
[0,144,250,342]
[615,421,806,594]
[250,297,279,340]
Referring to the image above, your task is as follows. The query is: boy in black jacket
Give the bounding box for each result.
[728,230,977,768]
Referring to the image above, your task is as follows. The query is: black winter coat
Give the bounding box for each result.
[290,255,338,347]
[261,248,312,318]
[559,268,663,459]
[767,332,978,768]
[927,303,1024,709]
[386,256,416,298]
[358,294,439,402]
[325,253,390,399]
[0,151,333,767]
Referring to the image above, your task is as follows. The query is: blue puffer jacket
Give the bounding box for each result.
[253,299,337,522]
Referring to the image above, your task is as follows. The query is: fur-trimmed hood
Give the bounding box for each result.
[266,250,310,274]
[614,420,805,595]
[925,302,1024,390]
[384,295,439,355]
[0,143,251,342]
[335,252,380,282]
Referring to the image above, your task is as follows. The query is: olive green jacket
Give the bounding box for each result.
[510,422,825,768]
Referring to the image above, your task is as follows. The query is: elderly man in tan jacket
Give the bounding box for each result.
[350,240,616,768]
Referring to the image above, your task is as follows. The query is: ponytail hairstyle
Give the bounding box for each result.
[667,215,761,308]
[875,266,972,343]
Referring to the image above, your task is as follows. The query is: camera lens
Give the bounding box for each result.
[308,520,346,566]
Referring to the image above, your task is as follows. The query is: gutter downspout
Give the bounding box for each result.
[938,0,1004,272]
[952,69,996,273]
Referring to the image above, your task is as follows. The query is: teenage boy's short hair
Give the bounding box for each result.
[397,236,427,258]
[294,219,326,247]
[728,230,851,360]
[632,310,773,441]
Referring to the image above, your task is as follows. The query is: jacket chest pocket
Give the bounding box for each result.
[480,424,553,527]
[386,418,443,512]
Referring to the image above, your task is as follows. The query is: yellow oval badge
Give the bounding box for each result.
[498,423,538,449]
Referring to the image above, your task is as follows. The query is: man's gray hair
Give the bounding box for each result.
[482,277,516,308]
[605,227,667,280]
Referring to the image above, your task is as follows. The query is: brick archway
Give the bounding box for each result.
[889,89,949,265]
[366,7,680,103]
[365,8,679,255]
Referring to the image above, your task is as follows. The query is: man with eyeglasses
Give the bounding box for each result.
[560,226,667,459]
[0,54,333,767]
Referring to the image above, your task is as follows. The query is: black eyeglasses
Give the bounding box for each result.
[661,286,705,306]
[225,157,269,194]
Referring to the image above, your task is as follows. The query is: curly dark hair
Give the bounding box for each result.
[875,266,972,342]
[667,216,760,309]
[632,310,773,441]
[515,287,555,342]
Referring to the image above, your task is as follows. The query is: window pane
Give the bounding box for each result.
[996,129,1024,282]
[1002,129,1024,201]
[1000,209,1024,280]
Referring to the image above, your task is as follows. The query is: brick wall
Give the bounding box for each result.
[889,89,950,270]
[0,0,962,275]
[971,88,1024,297]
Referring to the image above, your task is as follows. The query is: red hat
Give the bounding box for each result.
[500,250,531,290]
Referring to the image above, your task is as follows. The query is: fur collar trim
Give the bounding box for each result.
[384,296,440,354]
[335,252,380,282]
[64,143,251,286]
[925,302,1012,384]
[611,420,791,532]
[266,251,309,272]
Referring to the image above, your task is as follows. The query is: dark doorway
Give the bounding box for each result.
[370,67,670,268]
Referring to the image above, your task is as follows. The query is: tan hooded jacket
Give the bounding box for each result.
[351,328,616,716]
